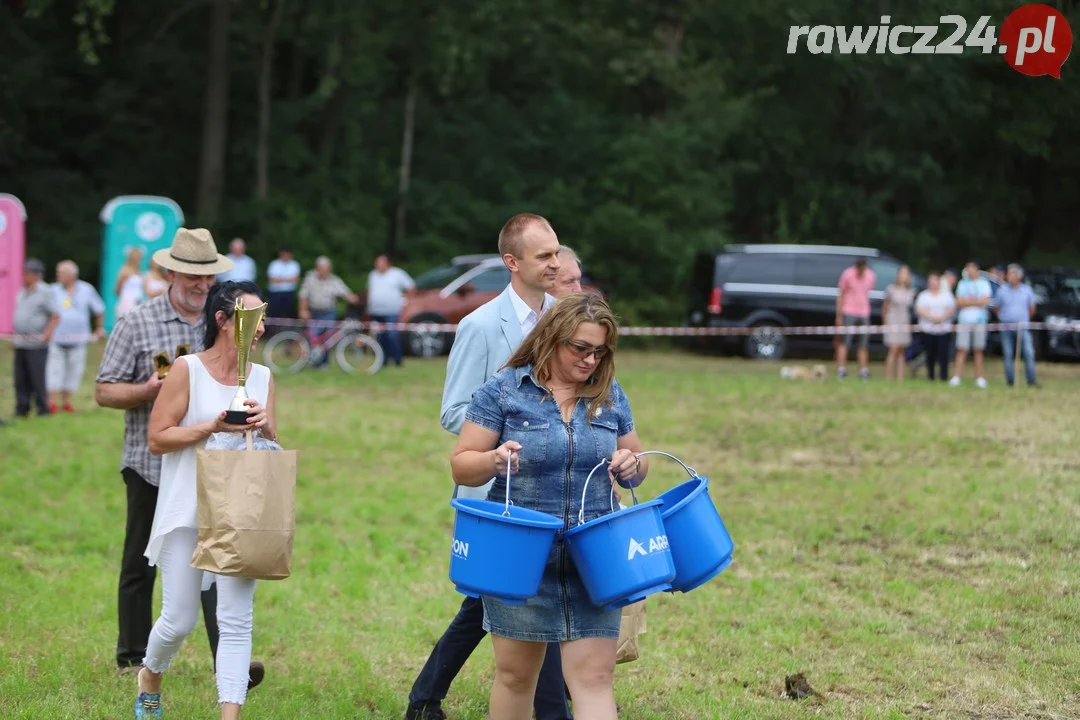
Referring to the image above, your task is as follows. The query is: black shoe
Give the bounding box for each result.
[405,702,446,720]
[247,662,265,690]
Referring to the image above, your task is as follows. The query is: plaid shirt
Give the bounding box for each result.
[299,271,352,311]
[95,291,204,486]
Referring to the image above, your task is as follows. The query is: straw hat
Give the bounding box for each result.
[152,228,234,275]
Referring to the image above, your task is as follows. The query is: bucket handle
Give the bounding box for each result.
[577,458,640,527]
[501,452,515,517]
[633,450,699,479]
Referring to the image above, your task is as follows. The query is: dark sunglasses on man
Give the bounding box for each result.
[563,339,609,359]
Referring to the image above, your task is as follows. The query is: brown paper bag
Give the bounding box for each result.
[191,432,297,580]
[616,599,647,664]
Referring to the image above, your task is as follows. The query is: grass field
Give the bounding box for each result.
[1,344,1078,719]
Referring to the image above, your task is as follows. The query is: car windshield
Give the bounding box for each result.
[414,264,466,290]
[1060,278,1080,305]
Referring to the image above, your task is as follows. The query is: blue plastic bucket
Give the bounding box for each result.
[562,460,676,611]
[448,455,563,605]
[645,452,734,593]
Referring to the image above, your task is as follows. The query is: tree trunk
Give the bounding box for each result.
[256,0,286,232]
[316,35,348,166]
[393,70,419,256]
[196,0,231,226]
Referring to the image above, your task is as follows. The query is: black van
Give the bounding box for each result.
[686,244,925,360]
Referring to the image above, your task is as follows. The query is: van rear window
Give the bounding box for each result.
[723,254,795,285]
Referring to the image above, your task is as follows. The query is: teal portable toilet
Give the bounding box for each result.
[99,195,184,331]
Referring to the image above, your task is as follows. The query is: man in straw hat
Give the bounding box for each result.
[95,228,266,688]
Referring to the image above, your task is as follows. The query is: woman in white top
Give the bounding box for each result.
[139,281,277,720]
[915,272,957,382]
[115,247,146,317]
[144,260,169,300]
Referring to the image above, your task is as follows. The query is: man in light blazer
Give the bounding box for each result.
[406,214,572,720]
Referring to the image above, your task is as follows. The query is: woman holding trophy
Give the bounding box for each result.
[140,280,276,719]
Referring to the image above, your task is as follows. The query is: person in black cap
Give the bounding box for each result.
[12,258,60,417]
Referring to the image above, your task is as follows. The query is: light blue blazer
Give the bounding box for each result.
[441,286,553,499]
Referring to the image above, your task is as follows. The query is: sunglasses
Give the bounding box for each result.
[562,339,609,359]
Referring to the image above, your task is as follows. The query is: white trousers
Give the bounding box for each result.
[143,528,257,706]
[46,343,87,392]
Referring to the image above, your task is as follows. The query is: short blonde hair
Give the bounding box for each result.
[498,213,553,258]
[558,245,581,268]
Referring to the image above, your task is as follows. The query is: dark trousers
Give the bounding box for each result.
[369,314,404,366]
[267,291,296,323]
[922,334,950,381]
[117,468,220,667]
[14,347,49,415]
[409,596,573,720]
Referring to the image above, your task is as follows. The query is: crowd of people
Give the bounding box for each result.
[81,218,619,720]
[835,257,1040,388]
[2,220,1050,718]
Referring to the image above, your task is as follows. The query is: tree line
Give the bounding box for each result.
[2,0,1078,323]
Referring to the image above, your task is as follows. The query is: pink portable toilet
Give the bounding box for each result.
[0,194,27,336]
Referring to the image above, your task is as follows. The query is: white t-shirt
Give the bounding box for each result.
[366,267,415,315]
[915,289,957,335]
[145,354,271,569]
[267,259,301,292]
[218,254,257,283]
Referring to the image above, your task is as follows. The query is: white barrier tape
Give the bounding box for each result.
[2,320,1078,344]
[256,317,1079,336]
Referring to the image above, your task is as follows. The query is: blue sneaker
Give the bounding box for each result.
[135,691,162,718]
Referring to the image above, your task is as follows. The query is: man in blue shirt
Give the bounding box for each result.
[992,264,1039,387]
[950,260,992,388]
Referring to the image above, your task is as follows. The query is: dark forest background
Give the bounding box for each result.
[2,0,1078,323]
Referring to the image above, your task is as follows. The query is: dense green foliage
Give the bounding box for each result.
[2,0,1078,322]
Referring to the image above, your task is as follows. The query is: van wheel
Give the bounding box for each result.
[407,313,450,357]
[745,324,786,360]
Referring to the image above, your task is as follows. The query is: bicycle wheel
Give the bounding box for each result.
[263,331,311,374]
[336,333,385,375]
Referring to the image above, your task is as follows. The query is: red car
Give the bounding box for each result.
[401,254,600,357]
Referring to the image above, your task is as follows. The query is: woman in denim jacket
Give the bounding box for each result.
[451,292,649,720]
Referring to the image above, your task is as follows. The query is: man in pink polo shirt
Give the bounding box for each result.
[835,256,876,380]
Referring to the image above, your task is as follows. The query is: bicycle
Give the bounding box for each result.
[262,305,384,375]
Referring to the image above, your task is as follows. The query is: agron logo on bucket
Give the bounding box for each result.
[452,538,469,560]
[627,535,670,560]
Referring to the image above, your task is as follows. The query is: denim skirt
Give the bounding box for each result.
[482,541,621,643]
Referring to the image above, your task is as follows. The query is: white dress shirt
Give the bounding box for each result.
[508,285,556,338]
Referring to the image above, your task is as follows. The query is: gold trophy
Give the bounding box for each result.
[223,297,268,424]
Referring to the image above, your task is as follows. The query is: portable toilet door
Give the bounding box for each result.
[99,196,185,331]
[0,194,27,336]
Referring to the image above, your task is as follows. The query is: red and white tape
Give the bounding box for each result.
[2,319,1077,345]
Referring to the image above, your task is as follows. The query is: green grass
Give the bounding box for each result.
[1,344,1078,719]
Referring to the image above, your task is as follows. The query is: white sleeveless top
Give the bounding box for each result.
[145,354,271,567]
[117,273,144,315]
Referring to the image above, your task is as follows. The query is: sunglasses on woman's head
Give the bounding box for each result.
[562,339,609,359]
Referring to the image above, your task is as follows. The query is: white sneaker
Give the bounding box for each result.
[949,376,961,387]
[976,377,987,389]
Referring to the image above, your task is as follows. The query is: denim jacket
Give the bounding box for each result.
[464,364,636,532]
